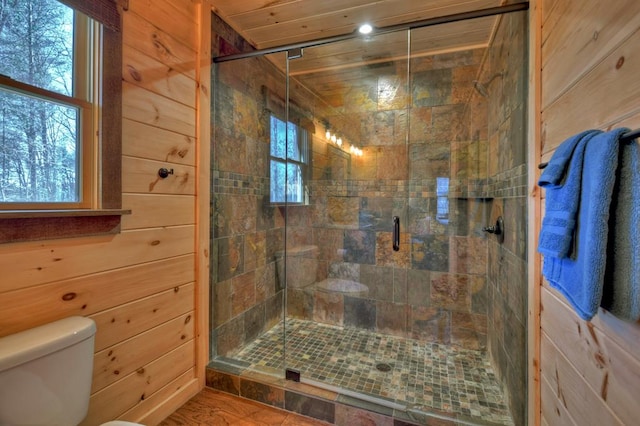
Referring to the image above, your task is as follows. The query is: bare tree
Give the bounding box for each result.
[0,0,76,202]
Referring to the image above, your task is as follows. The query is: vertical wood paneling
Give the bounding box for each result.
[123,81,197,136]
[0,255,194,337]
[538,0,640,424]
[123,43,196,108]
[121,370,199,425]
[91,283,195,351]
[82,342,194,425]
[122,118,195,166]
[540,332,622,425]
[0,0,206,422]
[92,312,195,392]
[122,157,196,195]
[122,10,197,79]
[0,227,194,292]
[127,0,198,49]
[541,0,640,107]
[540,376,577,426]
[541,28,640,152]
[195,0,213,390]
[122,194,195,229]
[541,288,640,425]
[527,2,542,425]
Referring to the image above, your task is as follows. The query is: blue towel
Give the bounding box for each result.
[541,129,625,321]
[601,137,640,321]
[538,130,601,258]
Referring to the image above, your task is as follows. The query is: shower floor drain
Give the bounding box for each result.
[375,363,392,372]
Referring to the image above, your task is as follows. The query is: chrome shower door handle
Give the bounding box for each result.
[393,216,400,251]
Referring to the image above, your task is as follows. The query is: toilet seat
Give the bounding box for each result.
[101,421,144,426]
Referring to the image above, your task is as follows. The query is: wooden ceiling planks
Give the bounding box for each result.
[212,0,502,49]
[285,16,494,76]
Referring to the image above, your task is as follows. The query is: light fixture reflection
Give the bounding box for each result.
[326,127,362,156]
[349,145,363,157]
[358,23,373,35]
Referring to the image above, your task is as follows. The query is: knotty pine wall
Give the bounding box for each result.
[538,0,640,424]
[0,1,211,425]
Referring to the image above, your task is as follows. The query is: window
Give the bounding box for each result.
[270,115,309,204]
[436,177,449,223]
[0,0,124,242]
[0,0,98,209]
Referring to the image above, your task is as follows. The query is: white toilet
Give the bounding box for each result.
[0,316,143,426]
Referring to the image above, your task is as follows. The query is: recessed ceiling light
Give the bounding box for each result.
[358,23,373,35]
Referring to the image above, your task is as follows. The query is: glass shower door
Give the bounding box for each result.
[282,29,413,401]
[210,51,289,378]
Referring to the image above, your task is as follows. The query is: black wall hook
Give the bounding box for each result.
[158,168,174,179]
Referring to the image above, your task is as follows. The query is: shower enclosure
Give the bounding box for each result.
[209,7,528,426]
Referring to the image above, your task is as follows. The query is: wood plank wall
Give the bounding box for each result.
[538,0,640,424]
[0,0,211,424]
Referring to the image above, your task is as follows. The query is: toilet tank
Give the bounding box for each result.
[0,316,97,425]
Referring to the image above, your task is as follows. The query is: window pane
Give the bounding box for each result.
[0,88,80,203]
[270,116,304,161]
[270,116,286,159]
[436,177,449,222]
[286,163,303,203]
[0,0,74,96]
[436,177,449,196]
[286,122,300,161]
[299,130,309,164]
[270,159,286,203]
[436,196,449,221]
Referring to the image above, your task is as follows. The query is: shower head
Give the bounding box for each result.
[472,72,504,97]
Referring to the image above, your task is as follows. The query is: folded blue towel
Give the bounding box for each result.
[541,129,625,321]
[601,137,640,321]
[538,130,600,258]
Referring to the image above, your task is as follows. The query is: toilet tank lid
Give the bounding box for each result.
[0,316,96,372]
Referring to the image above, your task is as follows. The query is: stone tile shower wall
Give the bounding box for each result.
[483,11,528,426]
[286,49,493,352]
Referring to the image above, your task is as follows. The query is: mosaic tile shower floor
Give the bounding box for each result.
[234,319,514,426]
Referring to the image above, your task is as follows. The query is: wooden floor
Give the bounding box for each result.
[159,388,331,425]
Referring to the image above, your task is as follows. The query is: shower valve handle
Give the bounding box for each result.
[482,216,505,244]
[392,216,400,251]
[482,225,499,234]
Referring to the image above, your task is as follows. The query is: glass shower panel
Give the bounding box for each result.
[406,13,528,424]
[210,51,288,377]
[282,29,412,394]
[407,19,494,352]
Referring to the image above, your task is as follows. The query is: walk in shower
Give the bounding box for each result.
[209,6,528,425]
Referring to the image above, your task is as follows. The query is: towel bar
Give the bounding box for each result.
[538,128,640,169]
